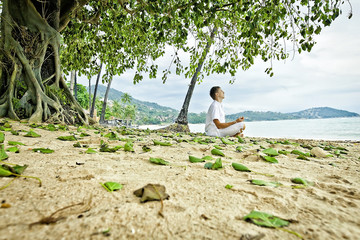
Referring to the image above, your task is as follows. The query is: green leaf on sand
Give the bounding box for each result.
[202,156,214,160]
[250,179,282,187]
[85,148,97,154]
[232,162,251,172]
[24,130,41,138]
[204,158,222,170]
[101,182,123,192]
[6,146,19,153]
[225,184,233,189]
[32,148,54,154]
[232,162,273,177]
[291,177,313,186]
[149,157,169,165]
[263,148,279,156]
[0,145,9,160]
[214,145,223,150]
[57,135,77,141]
[0,132,4,143]
[8,141,25,146]
[261,155,278,163]
[153,140,172,146]
[244,210,289,228]
[124,142,134,152]
[189,156,205,163]
[221,137,235,145]
[211,148,225,157]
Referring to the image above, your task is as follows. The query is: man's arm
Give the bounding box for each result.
[213,117,244,129]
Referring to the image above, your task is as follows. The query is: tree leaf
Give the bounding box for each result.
[211,158,222,170]
[204,162,213,169]
[85,148,97,154]
[57,135,77,141]
[291,177,313,186]
[0,145,9,160]
[262,148,279,156]
[261,155,278,163]
[232,162,251,172]
[225,184,233,189]
[244,210,289,228]
[202,155,214,160]
[214,145,223,150]
[32,148,54,154]
[189,155,205,163]
[104,132,118,140]
[133,184,169,203]
[142,145,151,152]
[6,146,19,153]
[124,142,134,152]
[101,182,123,192]
[149,157,169,165]
[235,146,243,152]
[24,130,41,138]
[153,140,172,146]
[8,141,25,146]
[221,137,235,145]
[211,148,225,157]
[250,179,281,187]
[0,132,4,143]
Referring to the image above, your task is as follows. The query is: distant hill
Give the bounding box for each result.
[89,85,178,124]
[88,85,359,124]
[227,107,360,122]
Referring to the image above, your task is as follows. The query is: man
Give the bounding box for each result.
[205,86,246,137]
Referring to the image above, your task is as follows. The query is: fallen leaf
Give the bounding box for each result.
[133,184,169,203]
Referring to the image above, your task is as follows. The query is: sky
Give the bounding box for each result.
[77,1,360,115]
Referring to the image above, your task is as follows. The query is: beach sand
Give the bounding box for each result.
[0,119,359,240]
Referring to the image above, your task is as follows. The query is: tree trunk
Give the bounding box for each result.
[69,70,75,96]
[175,27,217,125]
[0,0,88,124]
[90,62,102,118]
[74,71,78,100]
[100,78,112,123]
[88,78,92,110]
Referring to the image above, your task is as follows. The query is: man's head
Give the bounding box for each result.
[210,86,224,101]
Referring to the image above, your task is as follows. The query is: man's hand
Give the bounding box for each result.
[236,117,244,123]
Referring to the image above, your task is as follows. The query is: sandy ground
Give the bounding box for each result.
[0,119,359,240]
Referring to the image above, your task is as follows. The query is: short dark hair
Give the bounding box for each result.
[210,86,221,100]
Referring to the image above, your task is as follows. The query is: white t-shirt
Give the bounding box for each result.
[205,100,225,136]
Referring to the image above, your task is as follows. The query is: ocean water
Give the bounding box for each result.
[188,117,360,141]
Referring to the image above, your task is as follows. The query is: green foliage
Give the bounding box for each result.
[149,157,169,165]
[244,210,289,228]
[101,182,123,192]
[32,148,54,154]
[189,155,205,163]
[60,0,349,93]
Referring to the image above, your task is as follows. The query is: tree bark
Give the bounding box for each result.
[90,62,102,118]
[0,0,88,124]
[100,78,112,123]
[88,78,92,110]
[69,70,75,96]
[175,27,217,125]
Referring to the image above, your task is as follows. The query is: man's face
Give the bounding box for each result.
[216,88,225,100]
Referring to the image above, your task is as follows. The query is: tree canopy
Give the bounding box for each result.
[61,0,352,83]
[0,0,352,124]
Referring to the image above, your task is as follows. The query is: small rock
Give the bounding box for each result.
[311,147,329,158]
[1,203,11,208]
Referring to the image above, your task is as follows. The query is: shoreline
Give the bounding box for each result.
[1,119,359,239]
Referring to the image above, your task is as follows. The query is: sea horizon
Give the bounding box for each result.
[139,117,360,141]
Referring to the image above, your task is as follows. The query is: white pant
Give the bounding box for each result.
[207,122,245,137]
